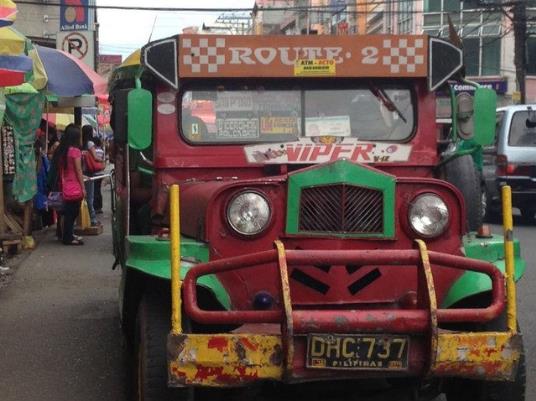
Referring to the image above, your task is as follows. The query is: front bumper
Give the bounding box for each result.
[167,240,522,387]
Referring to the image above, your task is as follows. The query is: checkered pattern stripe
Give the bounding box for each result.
[182,37,226,73]
[382,38,425,74]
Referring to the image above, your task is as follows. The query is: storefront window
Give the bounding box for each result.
[527,37,536,75]
[463,38,479,76]
[462,0,480,10]
[423,0,502,78]
[444,0,460,12]
[424,0,441,12]
[481,37,501,75]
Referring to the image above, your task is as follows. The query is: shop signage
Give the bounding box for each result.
[451,79,508,95]
[60,0,89,31]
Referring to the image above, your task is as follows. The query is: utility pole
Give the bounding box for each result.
[512,0,527,103]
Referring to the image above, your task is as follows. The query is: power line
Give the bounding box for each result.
[13,0,535,14]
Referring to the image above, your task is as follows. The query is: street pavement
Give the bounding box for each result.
[0,210,534,401]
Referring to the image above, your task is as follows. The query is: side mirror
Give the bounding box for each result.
[472,87,496,146]
[456,92,474,140]
[128,88,153,150]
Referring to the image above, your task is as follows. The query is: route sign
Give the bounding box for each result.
[57,30,95,69]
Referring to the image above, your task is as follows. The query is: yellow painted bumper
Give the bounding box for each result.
[167,331,522,387]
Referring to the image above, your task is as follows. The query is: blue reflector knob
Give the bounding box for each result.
[253,291,274,310]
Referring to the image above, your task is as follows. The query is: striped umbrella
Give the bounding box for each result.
[0,0,16,28]
[35,45,107,97]
[0,27,32,87]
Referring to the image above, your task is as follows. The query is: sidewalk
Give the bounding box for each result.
[0,207,127,401]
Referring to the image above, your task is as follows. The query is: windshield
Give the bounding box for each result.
[181,83,415,144]
[509,110,536,147]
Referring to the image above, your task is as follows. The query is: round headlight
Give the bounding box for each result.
[409,194,449,238]
[227,191,271,236]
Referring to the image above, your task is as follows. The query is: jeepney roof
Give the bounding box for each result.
[141,34,463,92]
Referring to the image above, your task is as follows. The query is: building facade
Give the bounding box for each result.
[365,0,536,105]
[13,1,61,47]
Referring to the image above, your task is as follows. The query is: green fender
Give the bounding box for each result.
[442,233,526,308]
[125,235,231,310]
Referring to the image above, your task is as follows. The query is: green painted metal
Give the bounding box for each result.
[441,233,526,308]
[286,159,396,238]
[473,87,497,147]
[127,88,152,150]
[125,235,231,310]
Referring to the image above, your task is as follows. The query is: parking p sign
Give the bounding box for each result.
[57,30,95,69]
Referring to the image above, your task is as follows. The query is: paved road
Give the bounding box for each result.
[0,211,533,401]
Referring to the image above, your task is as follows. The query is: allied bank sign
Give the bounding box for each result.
[60,0,89,31]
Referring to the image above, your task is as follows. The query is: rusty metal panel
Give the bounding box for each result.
[432,332,523,381]
[168,334,283,387]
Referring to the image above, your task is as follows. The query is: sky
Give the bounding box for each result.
[97,0,255,59]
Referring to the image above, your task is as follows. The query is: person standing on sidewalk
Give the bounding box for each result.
[92,136,105,214]
[57,124,86,245]
[82,125,102,227]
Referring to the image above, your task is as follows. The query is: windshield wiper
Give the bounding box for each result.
[368,84,407,124]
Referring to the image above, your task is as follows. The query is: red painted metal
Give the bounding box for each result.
[182,248,505,332]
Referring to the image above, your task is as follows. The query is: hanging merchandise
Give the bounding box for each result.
[1,123,15,175]
[4,92,44,202]
[0,89,5,122]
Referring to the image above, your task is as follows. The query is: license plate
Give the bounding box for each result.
[306,334,409,370]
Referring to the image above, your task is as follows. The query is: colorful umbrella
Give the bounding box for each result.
[109,49,140,89]
[0,0,16,28]
[0,27,32,87]
[35,45,107,97]
[0,26,25,54]
[42,113,92,130]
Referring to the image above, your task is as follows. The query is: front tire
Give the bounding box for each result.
[442,155,483,231]
[133,291,192,401]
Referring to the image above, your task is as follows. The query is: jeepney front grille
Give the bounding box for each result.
[298,184,383,234]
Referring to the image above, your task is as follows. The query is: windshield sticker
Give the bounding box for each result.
[294,59,336,77]
[216,118,259,139]
[305,116,351,137]
[244,138,412,164]
[215,92,254,112]
[260,117,300,135]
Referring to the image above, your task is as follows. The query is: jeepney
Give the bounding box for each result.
[109,34,526,401]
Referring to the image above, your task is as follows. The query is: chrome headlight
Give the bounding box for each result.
[227,191,271,236]
[409,194,449,238]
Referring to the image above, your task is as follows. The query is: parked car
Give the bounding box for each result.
[484,104,536,222]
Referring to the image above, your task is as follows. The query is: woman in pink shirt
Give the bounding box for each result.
[56,124,86,245]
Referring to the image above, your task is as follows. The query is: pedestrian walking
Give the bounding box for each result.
[82,125,103,227]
